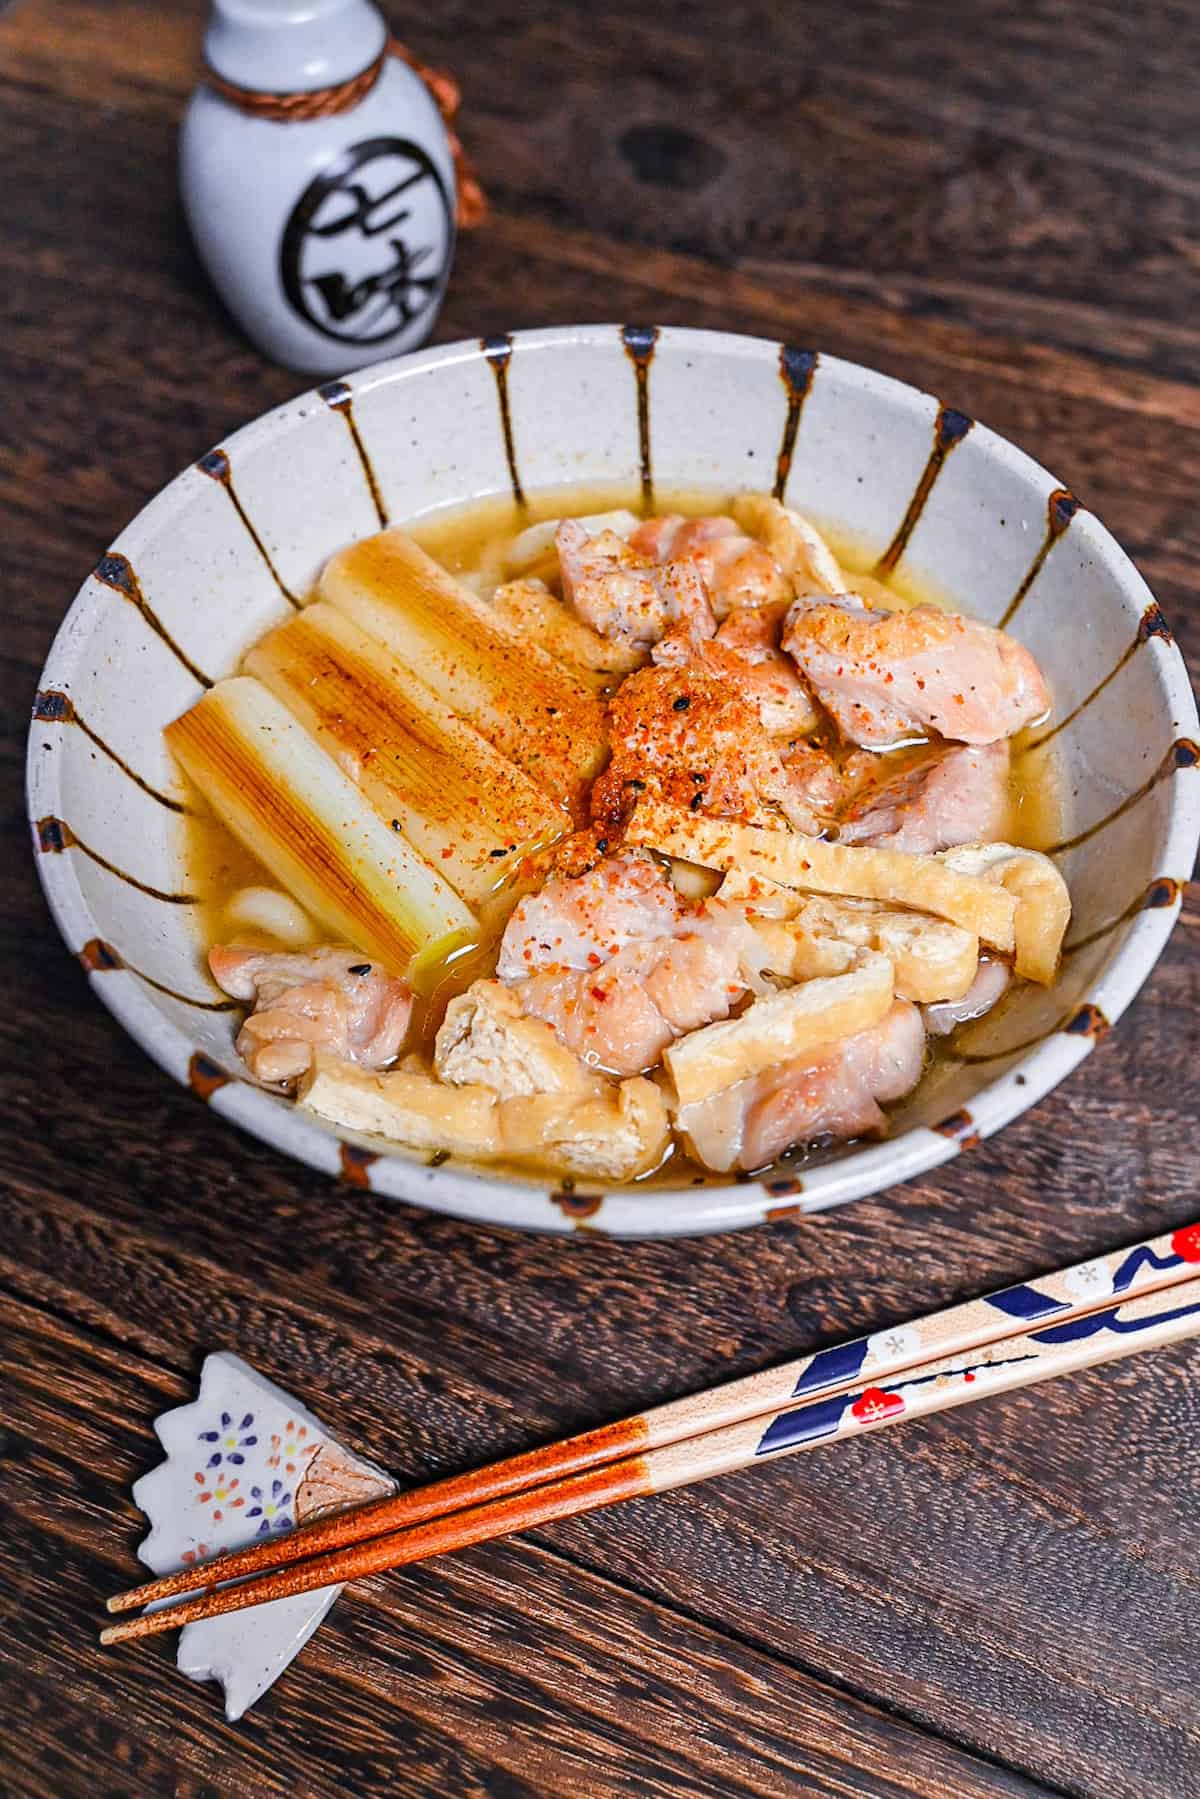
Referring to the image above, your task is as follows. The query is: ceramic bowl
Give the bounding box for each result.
[28,325,1200,1236]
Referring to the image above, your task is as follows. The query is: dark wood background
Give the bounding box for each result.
[3,1,1199,1792]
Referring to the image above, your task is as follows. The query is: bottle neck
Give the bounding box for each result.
[203,0,387,94]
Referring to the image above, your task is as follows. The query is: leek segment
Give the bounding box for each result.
[320,529,608,813]
[166,678,474,974]
[245,603,568,904]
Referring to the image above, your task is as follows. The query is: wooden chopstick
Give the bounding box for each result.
[106,1219,1200,1620]
[101,1242,1200,1646]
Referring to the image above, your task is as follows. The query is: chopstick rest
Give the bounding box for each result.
[107,1220,1200,1656]
[129,1351,393,1719]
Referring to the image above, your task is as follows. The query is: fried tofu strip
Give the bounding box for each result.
[434,980,600,1099]
[664,950,895,1107]
[939,842,1070,984]
[166,678,474,974]
[245,604,568,904]
[502,1079,670,1180]
[301,1054,503,1158]
[730,494,845,595]
[320,530,608,813]
[628,801,1017,952]
[490,579,644,684]
[720,873,978,1003]
[299,1052,669,1181]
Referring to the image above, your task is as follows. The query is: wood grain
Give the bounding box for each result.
[2,1294,1049,1799]
[2,0,1199,1792]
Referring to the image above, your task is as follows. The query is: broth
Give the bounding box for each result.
[176,486,1066,1187]
[182,485,1063,932]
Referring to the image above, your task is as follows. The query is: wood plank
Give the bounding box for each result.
[1,1085,1198,1797]
[3,0,1200,1790]
[0,1293,1049,1799]
[10,0,1200,380]
[3,75,1200,671]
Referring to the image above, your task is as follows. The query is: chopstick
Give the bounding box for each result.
[101,1224,1200,1645]
[103,1273,1200,1646]
[107,1219,1200,1621]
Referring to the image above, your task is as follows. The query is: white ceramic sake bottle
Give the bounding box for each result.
[181,0,457,375]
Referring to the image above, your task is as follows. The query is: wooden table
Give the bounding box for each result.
[3,1,1199,1792]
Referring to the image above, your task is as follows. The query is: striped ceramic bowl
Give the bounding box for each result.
[27,326,1200,1236]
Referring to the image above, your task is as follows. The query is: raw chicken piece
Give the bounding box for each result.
[629,514,791,616]
[209,945,412,1086]
[556,521,716,652]
[653,603,821,737]
[496,848,680,979]
[782,597,1051,747]
[590,663,829,838]
[923,958,1012,1035]
[677,999,926,1172]
[837,741,1012,854]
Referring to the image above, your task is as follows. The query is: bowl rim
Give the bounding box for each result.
[27,322,1200,1238]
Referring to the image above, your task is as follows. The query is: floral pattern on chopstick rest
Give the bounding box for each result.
[132,1351,394,1720]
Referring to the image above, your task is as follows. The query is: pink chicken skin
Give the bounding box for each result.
[782,596,1050,748]
[628,514,791,616]
[590,662,832,838]
[512,934,744,1076]
[717,737,1013,852]
[836,740,1012,854]
[653,602,819,737]
[209,945,412,1086]
[495,852,773,1076]
[677,999,926,1173]
[555,520,716,652]
[495,848,679,979]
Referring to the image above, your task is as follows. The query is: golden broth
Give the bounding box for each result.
[182,483,1063,956]
[181,807,282,956]
[177,485,1065,1186]
[413,482,1061,844]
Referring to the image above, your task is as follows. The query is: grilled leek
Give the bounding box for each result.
[245,604,569,904]
[319,529,608,814]
[166,677,474,973]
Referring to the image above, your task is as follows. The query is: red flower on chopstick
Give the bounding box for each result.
[1171,1225,1200,1263]
[850,1387,905,1424]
